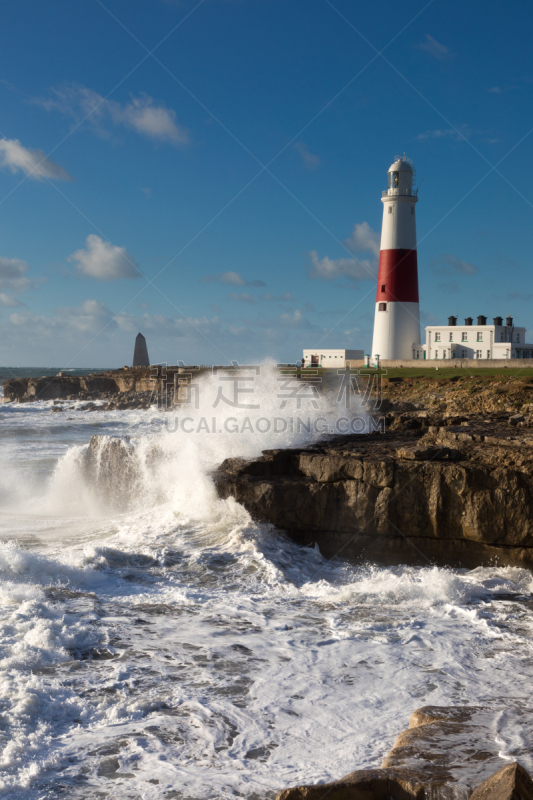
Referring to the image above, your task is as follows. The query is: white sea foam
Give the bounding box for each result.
[1,365,533,798]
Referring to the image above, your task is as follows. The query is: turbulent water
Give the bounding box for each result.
[2,363,533,799]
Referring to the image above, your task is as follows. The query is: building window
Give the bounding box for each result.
[378,302,387,311]
[462,349,467,358]
[487,350,491,359]
[381,285,385,292]
[462,332,467,342]
[388,206,393,214]
[435,332,441,341]
[477,332,483,342]
[449,333,453,341]
[500,332,504,341]
[516,334,520,342]
[443,351,447,359]
[476,350,482,359]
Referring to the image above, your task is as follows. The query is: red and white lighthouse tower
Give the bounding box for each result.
[371,156,421,361]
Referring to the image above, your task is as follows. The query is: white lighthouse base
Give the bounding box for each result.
[371,301,421,360]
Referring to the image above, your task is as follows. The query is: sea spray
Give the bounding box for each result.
[49,360,369,517]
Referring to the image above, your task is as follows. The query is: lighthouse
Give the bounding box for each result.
[371,156,421,361]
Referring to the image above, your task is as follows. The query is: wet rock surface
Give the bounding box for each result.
[469,762,533,799]
[275,706,533,800]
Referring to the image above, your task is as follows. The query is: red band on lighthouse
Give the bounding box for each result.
[376,249,419,303]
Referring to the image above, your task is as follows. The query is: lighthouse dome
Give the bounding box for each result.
[387,155,415,195]
[388,157,413,173]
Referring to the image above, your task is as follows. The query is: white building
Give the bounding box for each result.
[302,349,364,368]
[426,315,533,360]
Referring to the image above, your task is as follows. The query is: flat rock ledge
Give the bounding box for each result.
[214,419,533,569]
[276,706,533,800]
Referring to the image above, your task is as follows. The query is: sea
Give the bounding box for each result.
[1,363,533,799]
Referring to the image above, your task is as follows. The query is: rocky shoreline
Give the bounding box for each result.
[54,368,533,568]
[211,371,533,570]
[275,705,533,799]
[215,411,533,569]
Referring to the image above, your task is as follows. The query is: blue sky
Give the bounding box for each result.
[1,0,532,367]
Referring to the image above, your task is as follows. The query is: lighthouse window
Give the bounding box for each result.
[388,206,392,214]
[411,207,414,214]
[388,172,400,189]
[378,302,387,311]
[381,285,385,292]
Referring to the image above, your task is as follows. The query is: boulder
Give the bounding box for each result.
[275,767,458,800]
[469,762,533,799]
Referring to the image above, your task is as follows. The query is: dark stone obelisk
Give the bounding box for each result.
[132,332,150,367]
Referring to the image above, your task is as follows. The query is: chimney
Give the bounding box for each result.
[448,316,457,326]
[506,316,513,327]
[465,317,473,326]
[493,316,503,326]
[477,315,487,325]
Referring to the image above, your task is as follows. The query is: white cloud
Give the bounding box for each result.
[416,34,451,60]
[35,85,189,146]
[121,95,187,144]
[488,86,502,93]
[417,125,471,141]
[432,253,478,276]
[65,299,115,332]
[8,298,115,337]
[200,271,266,287]
[0,138,73,181]
[68,235,141,282]
[345,221,380,258]
[276,309,313,329]
[227,292,256,304]
[308,251,375,281]
[308,221,380,282]
[294,141,321,171]
[262,292,295,302]
[0,292,22,307]
[0,257,33,291]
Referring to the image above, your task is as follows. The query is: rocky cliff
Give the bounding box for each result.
[214,412,533,569]
[2,368,155,403]
[2,365,212,408]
